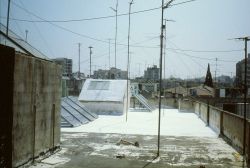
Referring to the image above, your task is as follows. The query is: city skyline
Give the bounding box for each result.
[0,0,249,78]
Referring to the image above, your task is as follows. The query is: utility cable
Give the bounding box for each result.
[11,0,243,57]
[6,6,162,23]
[7,0,197,23]
[18,0,56,58]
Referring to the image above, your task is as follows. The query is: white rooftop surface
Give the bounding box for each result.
[78,79,127,102]
[62,109,217,137]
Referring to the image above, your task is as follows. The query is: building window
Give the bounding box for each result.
[88,81,110,90]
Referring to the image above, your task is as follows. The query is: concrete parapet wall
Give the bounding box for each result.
[0,45,61,168]
[179,99,195,112]
[194,103,200,115]
[209,108,220,134]
[179,98,250,166]
[222,112,244,151]
[200,103,208,124]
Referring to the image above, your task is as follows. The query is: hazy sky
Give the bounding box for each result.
[1,0,250,79]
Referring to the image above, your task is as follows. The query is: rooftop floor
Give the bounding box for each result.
[62,109,216,137]
[29,109,243,168]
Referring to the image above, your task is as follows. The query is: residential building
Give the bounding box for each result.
[93,67,127,79]
[236,54,250,91]
[52,58,72,77]
[144,65,160,81]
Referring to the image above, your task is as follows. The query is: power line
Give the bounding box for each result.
[7,0,197,23]
[11,1,109,43]
[166,48,243,53]
[170,0,197,7]
[10,1,244,55]
[6,6,162,23]
[168,49,238,62]
[17,0,56,58]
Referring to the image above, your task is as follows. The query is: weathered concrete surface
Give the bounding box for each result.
[209,108,221,134]
[179,99,195,112]
[0,44,15,168]
[0,46,62,168]
[29,132,242,168]
[12,52,62,167]
[223,112,244,152]
[185,99,250,166]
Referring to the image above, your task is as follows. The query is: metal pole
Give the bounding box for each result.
[109,39,111,70]
[89,46,93,78]
[157,0,164,157]
[6,0,11,36]
[243,37,248,166]
[115,0,118,69]
[215,57,218,86]
[126,0,133,122]
[78,43,81,78]
[108,39,111,79]
[157,0,173,157]
[163,19,167,80]
[25,30,28,42]
[233,36,250,167]
[32,105,36,163]
[138,63,141,77]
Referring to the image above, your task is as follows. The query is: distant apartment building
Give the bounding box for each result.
[52,58,72,77]
[93,67,127,79]
[236,54,250,91]
[144,65,160,81]
[52,58,86,96]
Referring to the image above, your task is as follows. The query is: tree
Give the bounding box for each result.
[204,63,214,88]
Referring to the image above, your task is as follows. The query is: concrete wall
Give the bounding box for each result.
[148,98,178,108]
[178,99,195,112]
[209,107,221,134]
[179,98,250,166]
[82,101,125,115]
[0,45,15,168]
[0,45,61,167]
[12,52,62,167]
[200,103,208,124]
[147,97,250,166]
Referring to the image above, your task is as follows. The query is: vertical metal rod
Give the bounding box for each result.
[115,0,118,69]
[52,104,55,151]
[32,105,36,163]
[78,43,81,78]
[243,38,248,166]
[6,0,11,36]
[108,39,111,79]
[89,46,93,77]
[157,0,164,157]
[109,39,111,71]
[138,63,141,77]
[163,19,167,80]
[126,0,133,122]
[215,57,218,86]
[25,30,28,42]
[163,19,167,117]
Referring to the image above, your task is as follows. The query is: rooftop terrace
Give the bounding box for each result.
[30,108,243,168]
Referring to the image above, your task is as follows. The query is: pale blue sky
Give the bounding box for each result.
[1,0,250,79]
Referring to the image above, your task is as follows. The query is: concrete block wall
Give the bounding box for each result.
[0,45,61,167]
